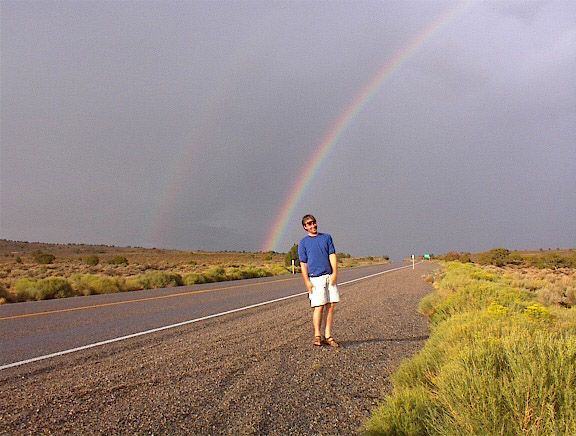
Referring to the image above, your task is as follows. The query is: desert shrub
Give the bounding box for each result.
[536,283,566,306]
[14,277,75,301]
[428,281,532,326]
[428,326,576,435]
[33,251,56,264]
[523,302,552,321]
[132,270,183,289]
[418,291,445,318]
[364,262,576,436]
[12,278,40,301]
[269,265,291,276]
[364,307,576,436]
[36,277,75,299]
[122,277,144,291]
[182,272,207,285]
[458,252,472,263]
[70,274,121,295]
[362,385,437,436]
[182,265,282,285]
[203,266,227,282]
[85,255,100,266]
[443,252,460,262]
[489,248,511,266]
[530,253,576,269]
[424,264,532,326]
[0,283,12,304]
[507,252,525,266]
[226,266,272,280]
[15,256,22,264]
[108,255,128,265]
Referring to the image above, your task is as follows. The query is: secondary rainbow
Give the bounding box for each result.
[261,1,472,252]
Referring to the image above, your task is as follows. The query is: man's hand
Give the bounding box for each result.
[300,262,313,293]
[329,253,338,285]
[329,273,337,286]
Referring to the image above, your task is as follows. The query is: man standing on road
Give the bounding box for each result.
[298,214,340,348]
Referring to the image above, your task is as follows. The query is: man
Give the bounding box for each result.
[298,214,340,347]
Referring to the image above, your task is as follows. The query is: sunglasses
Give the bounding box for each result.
[305,220,316,226]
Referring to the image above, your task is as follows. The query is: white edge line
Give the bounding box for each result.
[1,262,422,371]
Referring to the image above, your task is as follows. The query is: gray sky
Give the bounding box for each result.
[1,0,575,260]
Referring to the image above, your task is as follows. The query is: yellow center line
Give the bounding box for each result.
[0,276,300,321]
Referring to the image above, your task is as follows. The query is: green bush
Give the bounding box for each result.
[363,262,576,436]
[85,254,100,266]
[529,253,576,269]
[33,251,56,264]
[443,251,460,262]
[423,266,532,326]
[131,270,183,289]
[108,255,128,265]
[0,283,12,303]
[12,278,40,301]
[364,308,576,436]
[269,265,291,276]
[362,385,436,436]
[36,277,75,299]
[284,244,300,267]
[182,272,207,285]
[14,277,75,301]
[203,266,227,282]
[70,274,121,295]
[226,266,272,280]
[181,265,285,286]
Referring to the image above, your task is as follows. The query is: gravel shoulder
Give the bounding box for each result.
[0,263,438,435]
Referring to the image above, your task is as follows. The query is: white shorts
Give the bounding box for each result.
[308,274,340,307]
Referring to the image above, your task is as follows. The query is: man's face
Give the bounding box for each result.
[304,218,317,235]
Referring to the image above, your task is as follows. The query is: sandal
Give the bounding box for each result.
[313,336,322,347]
[324,337,339,348]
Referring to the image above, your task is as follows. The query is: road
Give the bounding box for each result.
[0,263,408,368]
[0,261,436,435]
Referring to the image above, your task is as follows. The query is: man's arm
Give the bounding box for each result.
[329,253,338,285]
[300,262,313,293]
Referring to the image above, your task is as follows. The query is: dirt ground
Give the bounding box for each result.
[0,262,437,435]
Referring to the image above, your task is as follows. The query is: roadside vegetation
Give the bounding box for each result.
[439,247,576,269]
[362,254,576,436]
[0,240,387,303]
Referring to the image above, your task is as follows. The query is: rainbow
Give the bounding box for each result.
[146,14,280,247]
[261,1,472,252]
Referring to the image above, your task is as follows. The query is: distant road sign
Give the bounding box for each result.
[424,254,431,260]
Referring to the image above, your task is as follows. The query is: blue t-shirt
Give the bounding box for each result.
[298,233,336,277]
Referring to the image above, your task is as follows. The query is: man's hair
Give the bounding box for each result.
[302,214,316,228]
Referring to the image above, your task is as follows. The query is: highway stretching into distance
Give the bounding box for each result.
[0,262,414,369]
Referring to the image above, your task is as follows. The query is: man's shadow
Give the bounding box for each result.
[338,335,429,348]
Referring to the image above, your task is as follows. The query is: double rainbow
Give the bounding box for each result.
[261,1,472,252]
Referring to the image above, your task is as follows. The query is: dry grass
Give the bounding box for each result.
[502,266,576,308]
[363,262,576,436]
[0,239,385,303]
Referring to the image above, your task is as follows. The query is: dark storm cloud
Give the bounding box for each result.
[1,0,575,259]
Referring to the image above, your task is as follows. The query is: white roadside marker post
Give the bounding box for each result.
[412,254,415,269]
[292,259,295,274]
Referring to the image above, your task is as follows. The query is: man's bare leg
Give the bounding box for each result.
[313,305,324,338]
[324,302,336,339]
